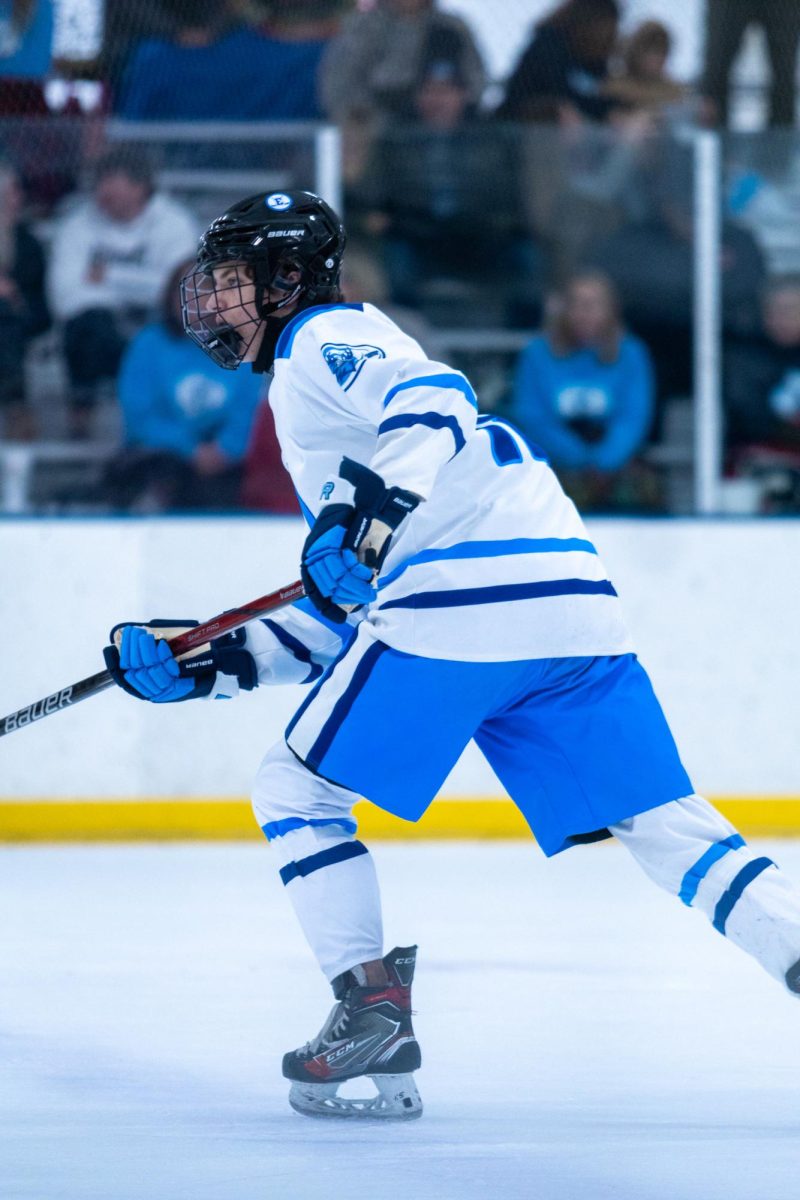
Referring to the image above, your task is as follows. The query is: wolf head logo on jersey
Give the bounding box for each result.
[322,343,386,391]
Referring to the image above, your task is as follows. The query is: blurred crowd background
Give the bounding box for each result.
[0,0,799,517]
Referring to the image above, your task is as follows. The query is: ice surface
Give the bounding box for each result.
[2,840,800,1200]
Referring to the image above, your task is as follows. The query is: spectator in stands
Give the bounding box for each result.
[508,272,658,512]
[0,159,50,439]
[588,139,766,410]
[115,0,344,121]
[321,0,485,122]
[495,0,621,124]
[248,0,347,120]
[604,20,687,118]
[356,57,538,323]
[47,148,198,439]
[724,277,800,510]
[107,259,263,513]
[725,157,800,277]
[320,0,486,184]
[98,0,173,99]
[701,0,800,129]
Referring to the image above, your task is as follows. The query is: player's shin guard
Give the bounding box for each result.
[269,820,384,981]
[282,945,422,1120]
[252,741,384,980]
[611,794,800,993]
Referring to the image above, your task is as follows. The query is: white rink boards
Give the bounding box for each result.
[1,516,800,806]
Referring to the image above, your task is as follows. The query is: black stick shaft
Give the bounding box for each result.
[0,579,305,739]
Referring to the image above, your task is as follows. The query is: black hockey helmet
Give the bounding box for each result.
[181,189,346,371]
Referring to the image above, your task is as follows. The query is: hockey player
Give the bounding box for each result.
[105,191,800,1121]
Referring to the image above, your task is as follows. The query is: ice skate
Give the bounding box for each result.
[283,945,422,1120]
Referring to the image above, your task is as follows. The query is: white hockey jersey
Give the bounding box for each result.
[244,301,634,680]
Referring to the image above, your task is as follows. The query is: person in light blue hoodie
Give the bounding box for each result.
[107,258,263,511]
[508,271,658,511]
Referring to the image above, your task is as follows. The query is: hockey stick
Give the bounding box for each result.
[0,579,305,739]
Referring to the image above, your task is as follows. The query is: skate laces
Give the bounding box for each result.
[303,998,351,1056]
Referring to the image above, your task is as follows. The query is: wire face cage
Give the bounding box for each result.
[180,262,264,370]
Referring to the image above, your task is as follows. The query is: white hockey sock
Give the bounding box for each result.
[270,822,384,982]
[611,794,800,991]
[252,740,384,982]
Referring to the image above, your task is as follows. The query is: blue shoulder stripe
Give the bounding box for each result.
[275,303,365,361]
[378,411,466,457]
[382,373,477,409]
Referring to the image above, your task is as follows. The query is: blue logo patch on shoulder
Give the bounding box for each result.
[322,343,385,391]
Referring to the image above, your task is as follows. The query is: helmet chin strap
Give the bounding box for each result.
[250,307,296,374]
[249,261,306,372]
[258,280,303,318]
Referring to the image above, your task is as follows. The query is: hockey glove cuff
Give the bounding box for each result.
[103,620,258,703]
[300,459,421,623]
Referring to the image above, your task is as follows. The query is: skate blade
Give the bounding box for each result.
[288,1073,423,1121]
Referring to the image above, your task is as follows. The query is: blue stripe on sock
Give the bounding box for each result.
[713,856,775,934]
[261,816,358,841]
[305,642,388,771]
[280,840,368,885]
[678,834,746,906]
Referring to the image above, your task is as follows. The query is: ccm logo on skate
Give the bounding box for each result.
[327,1041,355,1062]
[4,687,74,732]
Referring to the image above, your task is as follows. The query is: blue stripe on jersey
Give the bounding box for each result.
[479,421,522,465]
[306,641,389,770]
[380,578,618,610]
[262,815,358,840]
[285,633,355,739]
[280,840,368,885]
[477,413,549,463]
[263,619,324,684]
[294,488,315,527]
[377,537,598,591]
[713,857,774,934]
[678,835,746,906]
[382,373,478,410]
[378,412,466,457]
[293,596,358,642]
[275,303,365,361]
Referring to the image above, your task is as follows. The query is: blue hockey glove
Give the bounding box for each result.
[301,458,421,624]
[103,620,258,703]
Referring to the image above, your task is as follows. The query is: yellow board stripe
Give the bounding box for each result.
[2,798,800,842]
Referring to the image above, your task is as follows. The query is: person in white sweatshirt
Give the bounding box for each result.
[47,147,198,438]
